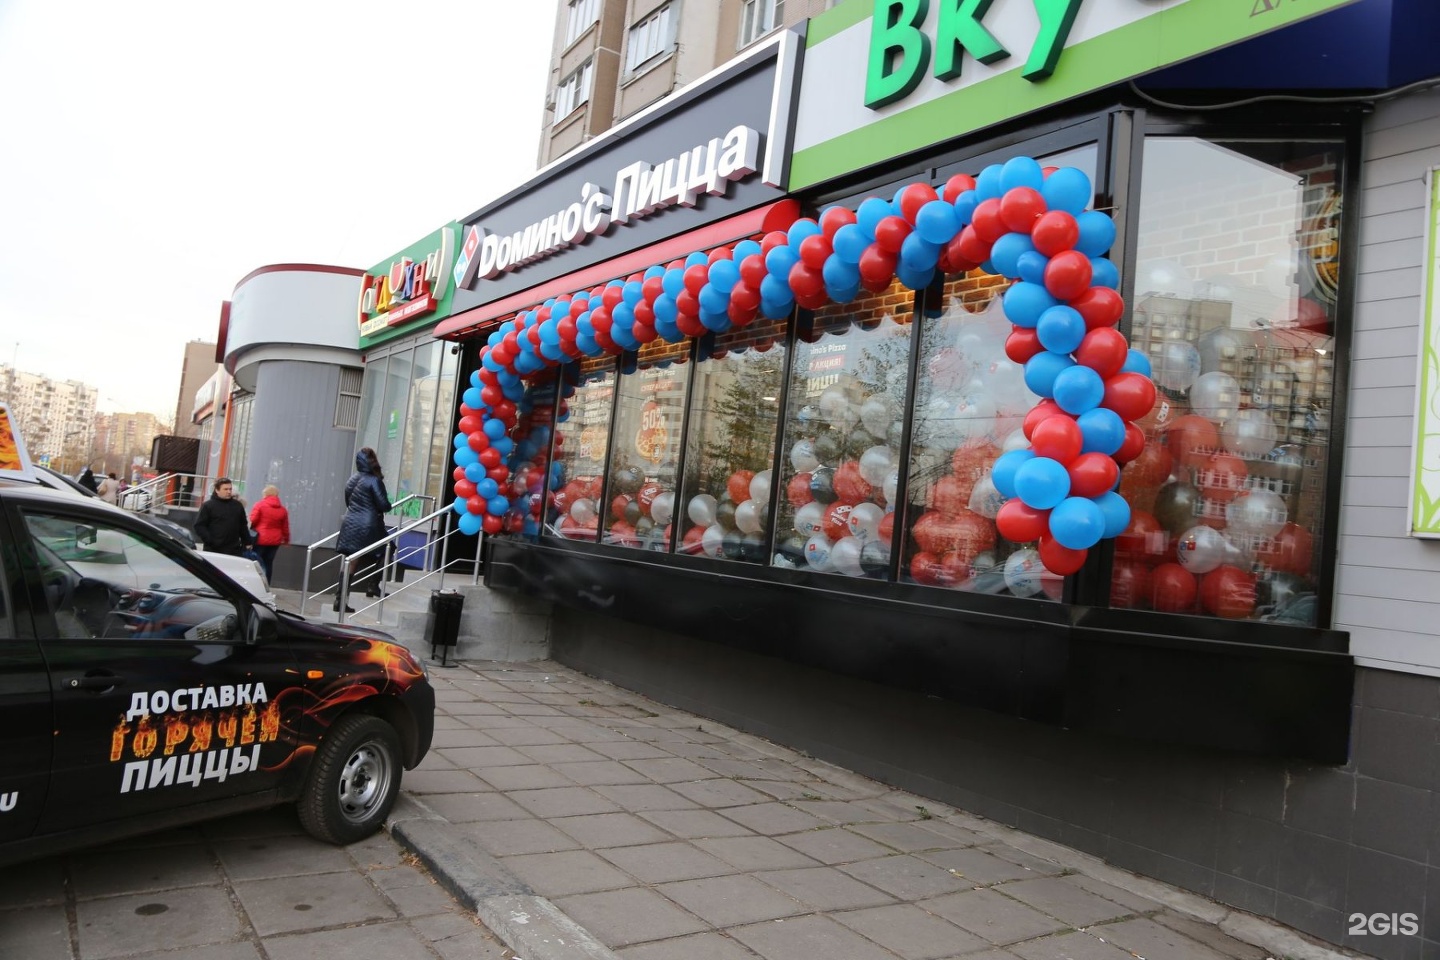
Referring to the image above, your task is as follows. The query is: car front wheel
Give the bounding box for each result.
[297,713,402,845]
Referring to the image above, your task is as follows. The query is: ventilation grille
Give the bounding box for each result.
[335,367,362,429]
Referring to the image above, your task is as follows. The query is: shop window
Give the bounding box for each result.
[398,341,441,520]
[501,369,563,541]
[678,318,787,562]
[772,283,914,579]
[602,340,691,550]
[553,59,594,123]
[1119,138,1342,626]
[428,346,459,507]
[739,0,783,48]
[548,357,616,542]
[357,359,388,455]
[564,0,599,46]
[626,4,672,75]
[904,145,1099,599]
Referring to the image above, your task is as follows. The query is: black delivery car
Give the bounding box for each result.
[0,409,434,865]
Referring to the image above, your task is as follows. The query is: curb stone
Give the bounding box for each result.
[388,795,622,960]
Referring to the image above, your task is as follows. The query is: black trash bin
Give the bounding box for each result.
[425,589,464,668]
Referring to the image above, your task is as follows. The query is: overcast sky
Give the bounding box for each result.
[0,1,555,419]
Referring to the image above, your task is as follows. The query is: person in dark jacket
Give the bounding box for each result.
[78,467,99,493]
[335,448,392,610]
[193,478,254,556]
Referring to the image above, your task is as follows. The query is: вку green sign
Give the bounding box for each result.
[866,0,1083,108]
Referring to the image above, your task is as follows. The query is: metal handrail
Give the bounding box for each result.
[299,492,429,608]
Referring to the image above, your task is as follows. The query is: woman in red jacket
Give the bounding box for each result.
[248,484,291,583]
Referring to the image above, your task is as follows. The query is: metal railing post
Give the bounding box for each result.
[338,561,352,625]
[438,512,451,592]
[301,544,313,617]
[473,532,483,585]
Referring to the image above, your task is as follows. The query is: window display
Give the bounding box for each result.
[1116,138,1341,625]
[602,340,691,550]
[678,319,787,561]
[772,284,914,578]
[500,369,561,540]
[547,358,616,542]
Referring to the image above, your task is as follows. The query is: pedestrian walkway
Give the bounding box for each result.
[399,660,1353,960]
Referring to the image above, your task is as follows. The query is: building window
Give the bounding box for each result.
[564,0,599,46]
[739,0,783,47]
[626,3,673,74]
[553,58,593,123]
[548,358,617,542]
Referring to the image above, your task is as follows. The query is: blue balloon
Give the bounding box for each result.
[699,283,728,314]
[571,291,591,305]
[454,447,479,468]
[760,273,791,304]
[452,432,468,450]
[1077,407,1125,456]
[1023,350,1075,398]
[823,255,860,291]
[901,232,941,270]
[469,370,483,388]
[975,163,1005,201]
[575,333,598,355]
[452,499,468,516]
[1036,305,1087,355]
[733,239,762,262]
[487,495,510,516]
[990,232,1036,279]
[1000,156,1045,193]
[1075,211,1117,258]
[577,312,595,337]
[653,293,678,323]
[662,268,685,296]
[483,418,508,440]
[914,200,959,245]
[856,197,892,239]
[612,326,640,351]
[1090,257,1120,289]
[1003,282,1058,328]
[539,340,565,362]
[1094,491,1132,539]
[475,478,499,499]
[611,301,635,329]
[490,436,514,457]
[643,264,665,280]
[826,281,861,304]
[539,320,560,344]
[1016,250,1049,285]
[765,244,799,278]
[832,223,869,265]
[462,387,483,409]
[760,296,794,320]
[897,261,936,291]
[686,251,709,268]
[1053,366,1104,414]
[481,352,502,373]
[622,280,644,305]
[1120,349,1152,377]
[486,331,504,347]
[709,258,740,292]
[1049,496,1105,549]
[458,512,483,536]
[953,190,979,227]
[655,317,682,342]
[1041,167,1092,215]
[788,219,823,247]
[1014,457,1070,510]
[464,462,485,482]
[990,449,1035,500]
[700,310,731,333]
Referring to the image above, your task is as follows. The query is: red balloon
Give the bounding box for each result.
[956,225,992,266]
[910,551,945,586]
[1200,565,1256,619]
[1256,522,1314,576]
[799,235,833,270]
[942,173,977,203]
[1005,327,1044,364]
[874,216,911,254]
[1030,415,1083,464]
[1114,422,1147,464]
[1196,452,1249,504]
[858,247,898,288]
[1102,372,1158,423]
[1030,210,1079,256]
[676,289,700,317]
[1070,286,1125,328]
[931,474,970,516]
[999,187,1047,234]
[1110,560,1152,609]
[482,514,504,534]
[466,495,485,515]
[1151,562,1198,612]
[833,461,873,505]
[641,276,664,302]
[971,198,1006,243]
[899,183,940,224]
[487,465,509,484]
[454,479,477,500]
[912,509,994,556]
[1116,510,1166,560]
[634,321,659,343]
[1068,452,1120,499]
[1074,327,1128,379]
[1165,414,1221,469]
[726,470,755,503]
[939,550,978,587]
[1038,535,1087,575]
[1044,250,1094,300]
[610,495,632,520]
[680,524,706,555]
[479,447,502,469]
[877,511,895,543]
[683,264,709,295]
[761,231,789,254]
[467,432,490,452]
[638,481,664,514]
[631,300,654,329]
[728,302,759,327]
[822,502,854,541]
[458,415,480,435]
[708,246,733,263]
[452,466,467,482]
[1023,399,1067,440]
[820,205,857,240]
[796,288,828,311]
[996,499,1050,543]
[787,472,813,508]
[569,299,587,318]
[740,253,768,289]
[602,285,625,308]
[677,312,707,338]
[938,235,980,276]
[730,281,761,311]
[789,262,826,299]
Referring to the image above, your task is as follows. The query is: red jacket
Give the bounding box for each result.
[249,495,291,547]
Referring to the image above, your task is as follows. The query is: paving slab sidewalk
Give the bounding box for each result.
[393,660,1366,960]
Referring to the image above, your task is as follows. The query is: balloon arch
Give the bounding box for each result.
[449,156,1157,578]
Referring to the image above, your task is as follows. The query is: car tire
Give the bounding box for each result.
[297,713,402,845]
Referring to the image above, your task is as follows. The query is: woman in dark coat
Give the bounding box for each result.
[335,448,392,609]
[193,478,254,556]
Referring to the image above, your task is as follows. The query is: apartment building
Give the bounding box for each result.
[539,0,830,165]
[0,364,99,473]
[172,340,219,439]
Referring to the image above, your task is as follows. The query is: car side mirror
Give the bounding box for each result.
[245,602,279,646]
[76,524,97,546]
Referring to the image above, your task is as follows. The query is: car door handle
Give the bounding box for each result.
[67,673,123,691]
